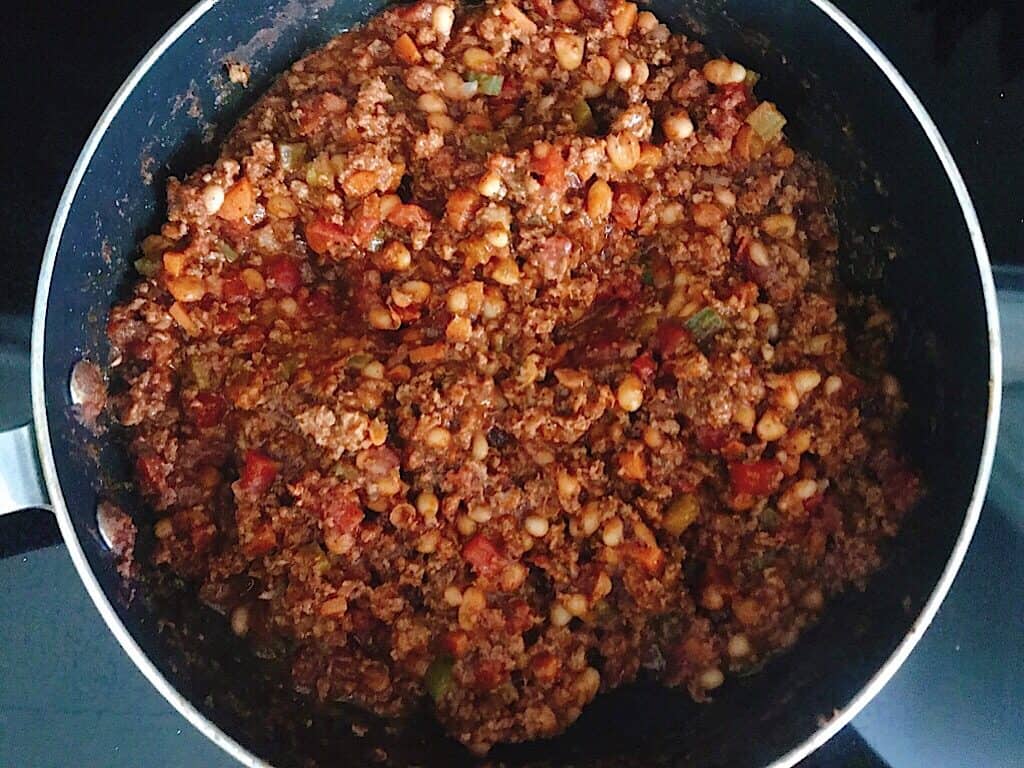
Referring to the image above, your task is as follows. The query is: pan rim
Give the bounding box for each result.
[31,4,266,765]
[30,1,1003,767]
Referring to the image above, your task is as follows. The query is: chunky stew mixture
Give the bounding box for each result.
[107,0,921,753]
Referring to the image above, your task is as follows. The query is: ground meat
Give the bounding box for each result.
[106,0,921,754]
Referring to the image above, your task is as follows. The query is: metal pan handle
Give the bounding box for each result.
[0,422,51,516]
[0,315,58,556]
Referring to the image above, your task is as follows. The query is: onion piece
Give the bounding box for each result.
[746,101,787,142]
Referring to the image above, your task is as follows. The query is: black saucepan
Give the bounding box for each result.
[0,1,1002,766]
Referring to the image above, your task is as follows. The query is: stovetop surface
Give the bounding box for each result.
[1,1,1021,767]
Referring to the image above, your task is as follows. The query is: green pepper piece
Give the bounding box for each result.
[571,98,597,134]
[346,353,373,370]
[685,307,726,341]
[189,354,212,389]
[217,240,240,263]
[424,655,455,703]
[367,229,386,253]
[466,72,504,96]
[278,142,308,173]
[464,131,502,159]
[134,257,161,278]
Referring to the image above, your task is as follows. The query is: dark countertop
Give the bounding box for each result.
[0,2,1021,767]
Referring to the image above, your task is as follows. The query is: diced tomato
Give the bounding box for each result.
[530,144,567,191]
[324,498,364,535]
[240,449,278,494]
[533,235,573,280]
[222,277,249,303]
[267,258,302,294]
[721,82,749,96]
[655,320,689,357]
[672,477,699,494]
[445,189,481,233]
[721,439,748,462]
[462,534,506,577]
[527,0,553,18]
[135,453,167,494]
[631,353,657,381]
[387,203,433,230]
[804,492,825,514]
[504,599,534,634]
[612,183,644,229]
[187,392,226,429]
[729,460,783,496]
[706,85,749,139]
[440,630,471,658]
[243,523,277,557]
[499,75,522,101]
[235,325,266,353]
[305,217,347,255]
[218,179,256,222]
[125,339,151,361]
[530,144,564,177]
[392,302,423,324]
[530,651,560,681]
[305,289,334,317]
[350,210,383,249]
[189,521,217,553]
[574,563,605,601]
[296,92,348,136]
[214,310,241,335]
[492,101,517,123]
[730,281,759,306]
[472,659,505,692]
[593,273,642,309]
[734,235,752,261]
[743,258,773,287]
[622,544,665,576]
[696,426,728,451]
[393,33,422,65]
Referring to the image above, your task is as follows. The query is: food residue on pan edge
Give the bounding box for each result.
[97,500,139,581]
[70,359,107,431]
[226,59,251,87]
